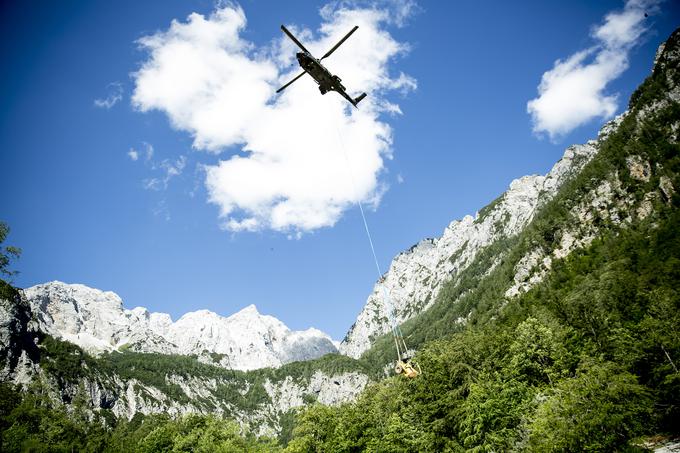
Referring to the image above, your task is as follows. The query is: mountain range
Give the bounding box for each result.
[0,26,679,452]
[15,122,613,372]
[14,109,621,371]
[23,281,337,371]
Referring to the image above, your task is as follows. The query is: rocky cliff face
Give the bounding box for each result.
[0,282,368,435]
[501,35,679,306]
[339,130,611,358]
[73,366,367,437]
[23,281,337,371]
[0,284,40,385]
[340,30,680,360]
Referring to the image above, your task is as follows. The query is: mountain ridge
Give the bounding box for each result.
[22,280,337,371]
[339,122,615,357]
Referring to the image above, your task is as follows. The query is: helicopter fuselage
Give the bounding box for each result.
[276,24,365,107]
[296,52,345,95]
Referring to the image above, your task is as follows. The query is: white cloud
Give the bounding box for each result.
[153,199,171,221]
[143,142,154,161]
[320,0,420,28]
[130,142,155,162]
[132,2,415,233]
[143,177,163,191]
[527,0,660,140]
[161,155,187,180]
[94,82,123,109]
[127,148,139,161]
[131,141,186,191]
[144,155,187,191]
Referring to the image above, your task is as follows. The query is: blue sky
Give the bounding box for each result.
[1,1,678,339]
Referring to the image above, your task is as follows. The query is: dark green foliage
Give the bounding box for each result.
[527,360,653,452]
[123,413,280,452]
[277,410,298,447]
[0,280,20,305]
[507,316,572,386]
[0,382,110,452]
[39,336,92,389]
[0,221,22,302]
[0,383,279,452]
[0,221,21,283]
[283,202,680,452]
[459,374,531,451]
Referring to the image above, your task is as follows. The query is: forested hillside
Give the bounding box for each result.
[284,28,680,452]
[0,27,678,452]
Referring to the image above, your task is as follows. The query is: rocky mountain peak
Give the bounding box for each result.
[237,303,259,314]
[20,282,337,371]
[339,116,604,358]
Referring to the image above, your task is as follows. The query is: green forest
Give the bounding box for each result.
[1,27,679,453]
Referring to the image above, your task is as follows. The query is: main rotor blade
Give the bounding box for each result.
[320,26,358,60]
[276,71,307,93]
[280,25,311,55]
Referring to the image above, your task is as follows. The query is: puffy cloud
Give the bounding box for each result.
[132,2,414,233]
[320,0,420,28]
[94,82,123,109]
[128,142,154,162]
[527,0,660,140]
[127,148,139,161]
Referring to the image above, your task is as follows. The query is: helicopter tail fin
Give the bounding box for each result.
[354,92,367,107]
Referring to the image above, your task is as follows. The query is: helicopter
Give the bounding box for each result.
[276,24,367,108]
